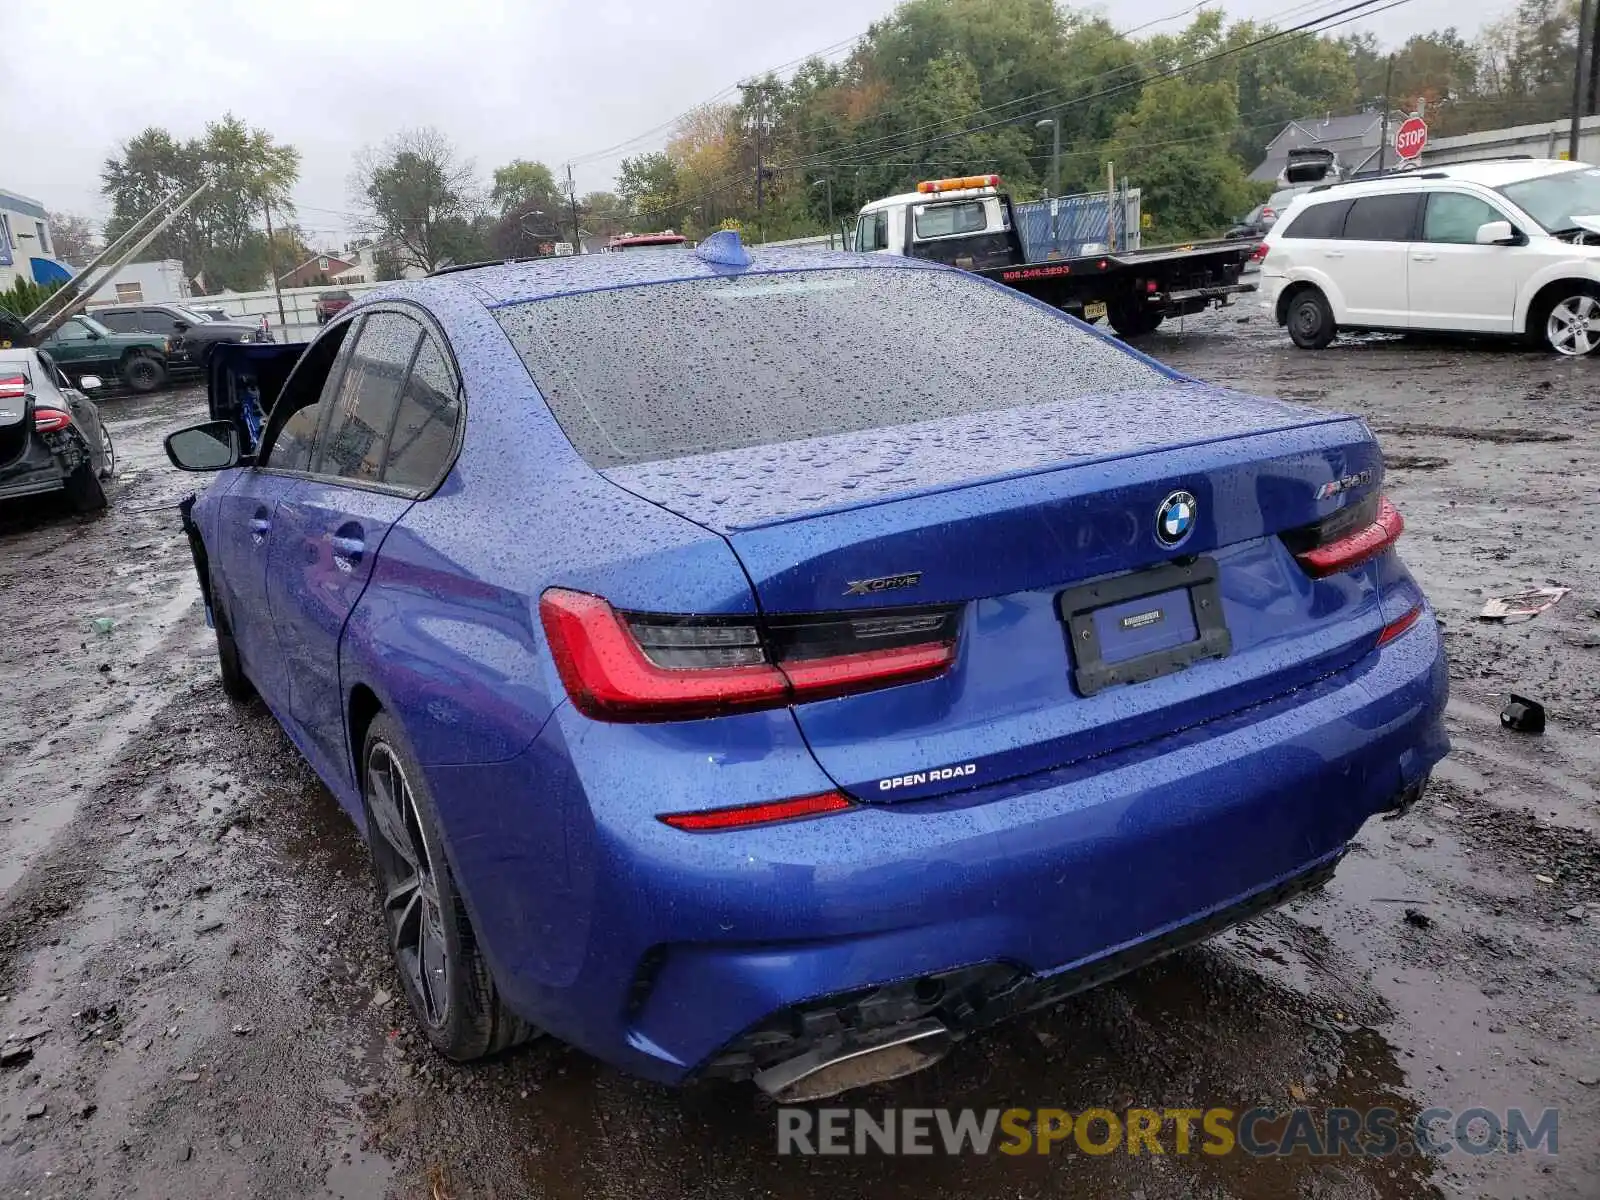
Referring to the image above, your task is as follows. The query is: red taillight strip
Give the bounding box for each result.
[540,588,958,722]
[1376,603,1423,646]
[779,641,955,704]
[659,790,854,832]
[1295,497,1404,578]
[540,590,788,721]
[33,408,71,433]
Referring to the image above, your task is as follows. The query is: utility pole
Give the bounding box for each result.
[1379,53,1395,173]
[566,163,582,252]
[1589,0,1600,115]
[1036,116,1062,256]
[812,178,834,247]
[262,198,287,333]
[1572,0,1593,159]
[754,83,766,242]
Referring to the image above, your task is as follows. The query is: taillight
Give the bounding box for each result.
[539,588,960,722]
[1261,207,1276,220]
[34,407,71,433]
[1284,495,1404,578]
[1376,604,1422,646]
[659,791,854,832]
[0,374,27,400]
[1249,242,1269,262]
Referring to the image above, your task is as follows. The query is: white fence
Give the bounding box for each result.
[188,281,386,341]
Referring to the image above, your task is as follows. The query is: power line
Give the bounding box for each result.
[627,0,1411,226]
[780,0,1415,175]
[565,31,868,170]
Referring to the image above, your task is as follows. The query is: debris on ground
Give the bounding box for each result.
[1404,908,1432,929]
[1500,694,1546,734]
[1479,586,1571,623]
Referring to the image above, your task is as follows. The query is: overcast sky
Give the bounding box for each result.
[3,0,1505,247]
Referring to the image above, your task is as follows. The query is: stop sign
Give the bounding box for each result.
[1394,116,1428,161]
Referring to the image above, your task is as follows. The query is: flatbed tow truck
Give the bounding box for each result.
[855,174,1256,338]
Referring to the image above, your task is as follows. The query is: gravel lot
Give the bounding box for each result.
[1,309,1597,1199]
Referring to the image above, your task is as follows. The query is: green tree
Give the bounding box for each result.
[101,114,298,291]
[617,151,681,224]
[353,127,487,272]
[490,159,560,215]
[1107,76,1256,239]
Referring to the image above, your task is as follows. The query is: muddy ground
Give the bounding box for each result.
[1,311,1597,1200]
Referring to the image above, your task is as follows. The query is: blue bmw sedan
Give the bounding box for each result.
[166,232,1447,1101]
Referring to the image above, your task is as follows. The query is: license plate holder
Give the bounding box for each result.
[1083,301,1108,320]
[1059,558,1231,696]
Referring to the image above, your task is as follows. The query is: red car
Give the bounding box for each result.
[315,290,354,324]
[607,233,689,251]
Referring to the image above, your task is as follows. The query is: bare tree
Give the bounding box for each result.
[46,213,100,266]
[350,127,487,273]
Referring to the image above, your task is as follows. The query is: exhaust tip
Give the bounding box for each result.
[753,1018,952,1103]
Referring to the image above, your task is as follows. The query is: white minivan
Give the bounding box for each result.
[1259,157,1600,356]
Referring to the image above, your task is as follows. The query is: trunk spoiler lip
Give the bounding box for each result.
[603,404,1372,534]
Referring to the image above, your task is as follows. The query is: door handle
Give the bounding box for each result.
[1411,253,1437,262]
[1323,250,1344,258]
[330,534,365,571]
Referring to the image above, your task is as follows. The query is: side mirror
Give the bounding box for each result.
[78,375,103,390]
[85,329,101,340]
[1475,220,1517,245]
[165,420,241,471]
[174,321,190,332]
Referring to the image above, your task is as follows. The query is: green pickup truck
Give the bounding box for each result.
[39,315,171,393]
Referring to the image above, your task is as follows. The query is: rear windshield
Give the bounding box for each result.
[914,201,989,239]
[494,267,1166,468]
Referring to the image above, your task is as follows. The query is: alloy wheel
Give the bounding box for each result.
[1546,294,1600,356]
[365,743,451,1027]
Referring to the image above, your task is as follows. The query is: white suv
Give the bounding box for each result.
[1260,158,1600,356]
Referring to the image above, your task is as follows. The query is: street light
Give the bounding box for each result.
[1036,118,1062,255]
[811,178,835,248]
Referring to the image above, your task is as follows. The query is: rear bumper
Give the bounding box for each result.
[0,440,69,501]
[432,614,1448,1085]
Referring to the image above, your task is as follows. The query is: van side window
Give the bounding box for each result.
[1279,199,1352,240]
[1342,194,1421,242]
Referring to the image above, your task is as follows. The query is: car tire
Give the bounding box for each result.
[120,353,166,393]
[360,713,539,1062]
[1538,285,1600,356]
[213,604,254,702]
[1108,305,1163,339]
[63,462,107,514]
[1285,287,1336,349]
[96,421,116,480]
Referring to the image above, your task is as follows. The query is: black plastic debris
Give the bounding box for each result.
[1500,694,1546,734]
[1404,908,1432,929]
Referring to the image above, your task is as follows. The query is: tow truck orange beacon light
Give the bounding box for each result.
[916,174,1001,194]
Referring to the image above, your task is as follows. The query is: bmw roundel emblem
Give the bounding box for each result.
[1155,490,1197,547]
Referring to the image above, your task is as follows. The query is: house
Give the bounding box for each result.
[1251,112,1389,183]
[328,242,427,285]
[0,187,74,292]
[277,251,358,290]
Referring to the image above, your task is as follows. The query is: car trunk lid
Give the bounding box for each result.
[605,390,1387,802]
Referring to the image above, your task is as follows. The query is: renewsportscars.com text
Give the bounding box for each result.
[776,1106,1560,1158]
